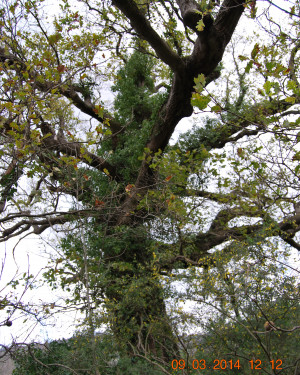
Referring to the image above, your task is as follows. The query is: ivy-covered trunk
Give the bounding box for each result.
[89,51,180,361]
[101,228,179,362]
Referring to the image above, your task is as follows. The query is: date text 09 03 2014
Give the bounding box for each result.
[171,359,283,371]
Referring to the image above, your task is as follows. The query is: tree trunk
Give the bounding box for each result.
[102,227,179,363]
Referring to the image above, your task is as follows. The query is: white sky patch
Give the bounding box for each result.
[0,231,86,345]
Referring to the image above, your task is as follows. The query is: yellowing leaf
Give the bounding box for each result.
[194,74,206,93]
[196,19,205,32]
[285,96,296,104]
[94,105,104,118]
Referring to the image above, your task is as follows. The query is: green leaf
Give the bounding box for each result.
[211,105,221,113]
[191,93,210,110]
[285,97,296,104]
[245,60,253,73]
[265,61,276,71]
[287,80,298,93]
[251,161,259,169]
[193,73,206,93]
[263,81,272,95]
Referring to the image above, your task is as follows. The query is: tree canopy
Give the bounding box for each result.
[0,0,299,373]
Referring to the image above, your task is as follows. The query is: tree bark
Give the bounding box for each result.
[102,228,179,362]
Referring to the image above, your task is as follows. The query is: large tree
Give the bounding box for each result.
[0,0,299,370]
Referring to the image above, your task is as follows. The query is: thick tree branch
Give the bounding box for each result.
[111,0,184,72]
[178,188,255,203]
[175,0,203,30]
[57,85,122,135]
[39,121,120,180]
[214,0,246,46]
[0,209,102,241]
[281,237,300,251]
[191,213,300,259]
[278,214,300,239]
[192,98,294,151]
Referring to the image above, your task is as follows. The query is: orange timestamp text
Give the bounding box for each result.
[171,359,283,371]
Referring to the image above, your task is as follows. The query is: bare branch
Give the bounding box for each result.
[39,121,120,180]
